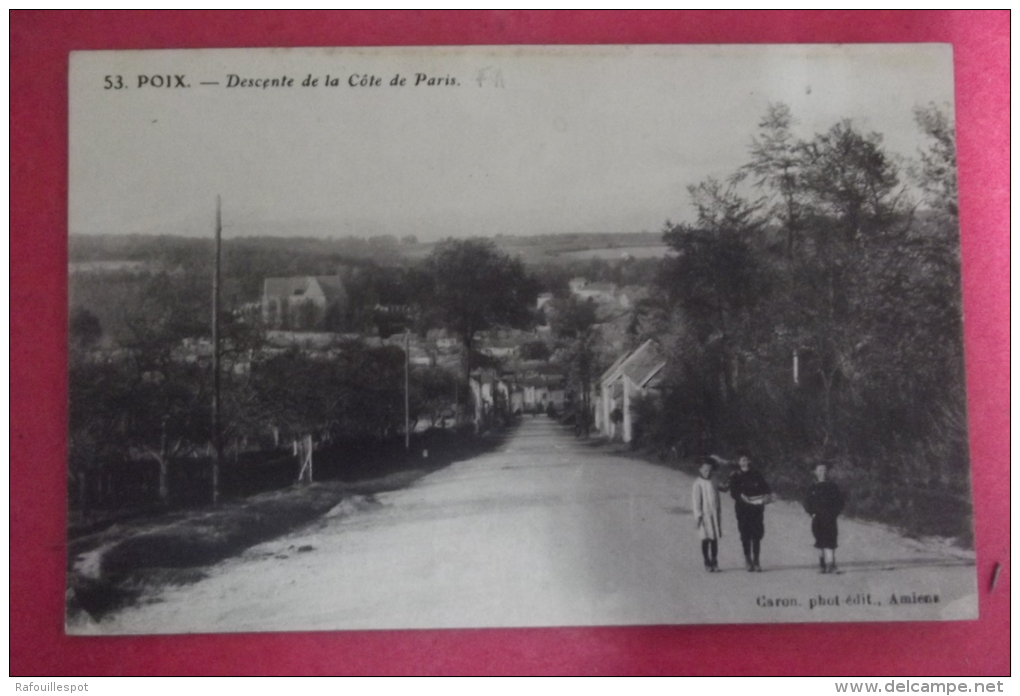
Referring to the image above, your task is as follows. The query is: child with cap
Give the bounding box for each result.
[692,456,723,572]
[803,461,845,573]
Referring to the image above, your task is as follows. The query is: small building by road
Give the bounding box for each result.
[596,339,667,443]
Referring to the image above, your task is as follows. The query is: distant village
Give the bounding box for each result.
[255,271,660,443]
[70,253,667,448]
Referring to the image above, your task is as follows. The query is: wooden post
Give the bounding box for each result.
[297,434,313,484]
[404,328,411,450]
[211,196,222,504]
[623,376,632,443]
[159,415,169,503]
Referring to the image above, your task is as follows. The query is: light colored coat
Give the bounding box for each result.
[692,476,723,540]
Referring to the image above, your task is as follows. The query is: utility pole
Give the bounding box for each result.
[404,327,411,450]
[211,196,222,504]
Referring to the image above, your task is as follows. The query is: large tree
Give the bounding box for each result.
[798,119,904,244]
[660,179,767,343]
[741,102,805,259]
[912,102,958,219]
[656,179,769,447]
[423,238,538,384]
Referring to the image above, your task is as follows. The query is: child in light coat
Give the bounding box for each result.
[692,456,723,572]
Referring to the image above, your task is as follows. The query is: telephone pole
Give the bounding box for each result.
[211,196,222,504]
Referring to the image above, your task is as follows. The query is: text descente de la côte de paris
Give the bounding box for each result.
[224,73,458,89]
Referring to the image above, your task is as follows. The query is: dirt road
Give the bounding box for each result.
[85,417,976,634]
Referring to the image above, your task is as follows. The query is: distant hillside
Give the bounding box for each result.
[69,234,408,266]
[494,231,663,250]
[69,231,669,268]
[402,232,668,264]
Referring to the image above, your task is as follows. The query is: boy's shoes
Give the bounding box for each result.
[745,557,754,572]
[753,563,763,572]
[704,561,714,572]
[828,564,842,575]
[710,562,720,573]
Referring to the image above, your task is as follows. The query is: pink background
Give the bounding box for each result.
[10,11,1009,675]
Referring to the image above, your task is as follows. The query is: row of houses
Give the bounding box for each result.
[469,360,568,423]
[470,334,669,443]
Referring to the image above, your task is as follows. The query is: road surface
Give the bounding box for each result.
[86,417,976,634]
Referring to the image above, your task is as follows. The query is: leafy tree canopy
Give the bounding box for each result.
[423,238,538,350]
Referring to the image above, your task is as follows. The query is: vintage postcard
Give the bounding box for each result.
[66,45,976,634]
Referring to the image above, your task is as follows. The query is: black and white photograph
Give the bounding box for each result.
[66,44,976,634]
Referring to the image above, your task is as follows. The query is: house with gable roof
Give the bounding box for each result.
[595,339,667,443]
[262,275,348,331]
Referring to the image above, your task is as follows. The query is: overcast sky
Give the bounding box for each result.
[69,44,954,241]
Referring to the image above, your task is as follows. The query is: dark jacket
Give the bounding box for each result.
[729,469,771,508]
[804,481,844,520]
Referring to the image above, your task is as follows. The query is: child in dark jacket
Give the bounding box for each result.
[803,463,845,574]
[720,452,772,572]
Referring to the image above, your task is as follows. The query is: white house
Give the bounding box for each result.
[596,339,667,443]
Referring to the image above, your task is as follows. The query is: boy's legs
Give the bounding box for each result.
[740,536,752,570]
[737,509,755,570]
[749,508,764,571]
[825,548,839,573]
[701,539,712,568]
[816,548,838,573]
[814,517,840,573]
[708,539,718,570]
[813,519,827,571]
